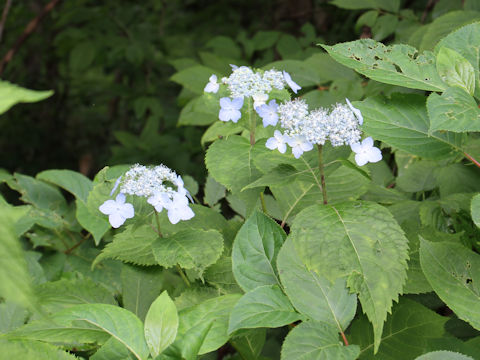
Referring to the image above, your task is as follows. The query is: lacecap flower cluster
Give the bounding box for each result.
[99,164,194,228]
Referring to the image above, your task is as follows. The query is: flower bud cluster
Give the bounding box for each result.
[223,66,285,98]
[99,164,195,228]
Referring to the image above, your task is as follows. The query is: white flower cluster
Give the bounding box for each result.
[99,164,195,228]
[259,98,381,165]
[203,65,301,123]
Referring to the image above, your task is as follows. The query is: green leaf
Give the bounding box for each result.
[372,14,399,41]
[203,175,226,206]
[201,121,243,145]
[232,211,286,292]
[8,304,149,360]
[263,60,320,86]
[37,170,92,203]
[36,278,116,315]
[76,199,110,245]
[144,291,178,358]
[204,255,242,293]
[242,164,300,191]
[436,47,475,95]
[396,160,437,193]
[420,239,480,331]
[228,285,301,334]
[94,225,158,267]
[170,66,219,95]
[0,81,53,115]
[329,0,399,12]
[357,94,464,159]
[277,238,357,331]
[177,294,242,354]
[91,338,136,360]
[206,135,262,193]
[471,194,480,228]
[322,39,446,92]
[290,201,409,352]
[415,351,474,360]
[0,202,35,308]
[178,93,220,126]
[0,339,79,360]
[162,320,213,360]
[121,265,164,321]
[281,321,360,360]
[427,87,480,133]
[230,328,266,359]
[435,22,480,98]
[419,11,480,52]
[251,31,280,51]
[0,301,27,334]
[152,229,223,274]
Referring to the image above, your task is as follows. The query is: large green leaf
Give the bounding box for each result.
[228,285,302,333]
[36,278,116,315]
[277,238,357,331]
[152,229,223,274]
[420,239,480,331]
[232,211,286,292]
[7,304,149,360]
[76,199,110,245]
[230,328,266,360]
[471,193,480,228]
[290,201,409,352]
[329,0,399,12]
[415,351,474,360]
[170,65,219,95]
[427,87,480,132]
[0,202,35,308]
[178,93,220,126]
[281,321,360,360]
[144,291,178,358]
[357,94,464,159]
[121,265,164,321]
[91,338,135,360]
[0,301,27,334]
[0,81,53,115]
[349,298,450,359]
[0,339,78,360]
[205,135,262,193]
[37,170,92,203]
[322,39,446,92]
[177,294,242,354]
[435,22,480,99]
[93,225,158,266]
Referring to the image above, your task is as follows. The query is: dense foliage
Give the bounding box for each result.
[2,0,480,359]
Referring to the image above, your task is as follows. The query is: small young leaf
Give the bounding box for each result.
[228,285,301,334]
[436,47,475,95]
[144,291,178,358]
[0,81,53,115]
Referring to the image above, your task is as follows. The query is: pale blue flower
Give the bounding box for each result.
[253,93,268,109]
[167,193,195,224]
[147,191,172,212]
[283,71,301,94]
[204,74,219,93]
[266,130,289,154]
[287,134,313,158]
[99,193,134,228]
[346,98,363,125]
[256,100,279,127]
[351,137,382,166]
[219,97,244,123]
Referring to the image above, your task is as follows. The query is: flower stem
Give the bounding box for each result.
[248,97,256,145]
[260,192,267,213]
[154,210,163,237]
[340,331,349,346]
[318,145,328,205]
[176,264,191,287]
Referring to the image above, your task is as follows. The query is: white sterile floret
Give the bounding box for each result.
[204,74,219,93]
[253,93,269,109]
[219,97,244,123]
[256,99,279,127]
[99,193,134,228]
[283,70,301,94]
[266,130,290,154]
[351,137,382,166]
[147,191,172,212]
[278,98,309,134]
[327,103,362,147]
[287,134,313,159]
[167,193,195,224]
[300,108,330,145]
[346,98,363,125]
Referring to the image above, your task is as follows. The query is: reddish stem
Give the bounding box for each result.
[340,331,349,346]
[464,152,480,169]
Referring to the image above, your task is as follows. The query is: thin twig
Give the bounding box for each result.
[0,0,63,75]
[0,0,13,43]
[421,0,438,23]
